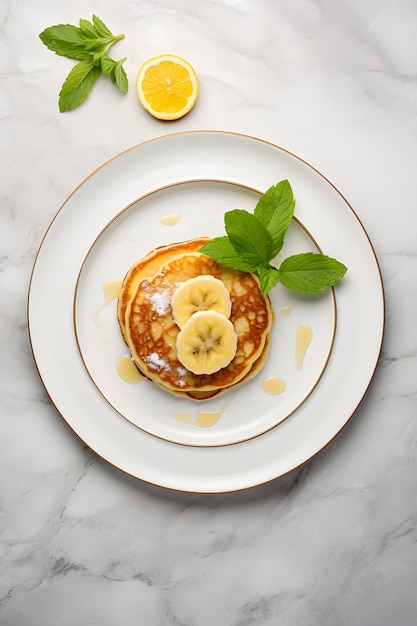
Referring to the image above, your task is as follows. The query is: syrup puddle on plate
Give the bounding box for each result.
[174,408,225,428]
[116,356,143,384]
[295,322,313,371]
[261,376,287,395]
[159,212,182,226]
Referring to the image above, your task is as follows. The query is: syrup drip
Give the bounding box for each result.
[174,407,224,428]
[103,280,123,302]
[295,322,313,371]
[116,356,143,384]
[261,376,287,395]
[159,213,182,226]
[195,409,223,428]
[94,279,123,323]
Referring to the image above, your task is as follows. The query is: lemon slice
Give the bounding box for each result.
[136,54,198,120]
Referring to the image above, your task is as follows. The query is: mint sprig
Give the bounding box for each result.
[58,60,101,112]
[39,15,128,112]
[200,180,347,295]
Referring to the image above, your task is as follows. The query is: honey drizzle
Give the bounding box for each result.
[103,279,123,302]
[195,409,223,428]
[261,376,287,395]
[94,279,123,323]
[295,322,313,371]
[173,407,225,428]
[159,213,182,226]
[116,356,143,384]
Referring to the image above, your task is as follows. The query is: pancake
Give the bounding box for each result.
[124,250,273,394]
[118,238,223,400]
[117,237,209,343]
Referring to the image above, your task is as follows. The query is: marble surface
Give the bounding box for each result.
[1,0,416,624]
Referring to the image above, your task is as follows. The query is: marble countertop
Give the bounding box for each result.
[2,0,416,624]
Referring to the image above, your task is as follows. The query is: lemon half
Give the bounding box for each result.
[136,54,198,120]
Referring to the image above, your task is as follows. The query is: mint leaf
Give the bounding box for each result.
[101,55,128,94]
[58,60,101,112]
[278,253,347,293]
[224,209,274,267]
[200,237,257,272]
[79,18,98,38]
[254,179,295,256]
[255,265,281,294]
[92,14,113,37]
[101,54,117,76]
[114,62,128,94]
[39,24,91,60]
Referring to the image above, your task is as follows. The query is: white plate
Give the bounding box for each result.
[28,131,384,493]
[74,180,336,447]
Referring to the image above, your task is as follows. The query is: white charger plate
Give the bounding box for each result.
[28,131,385,493]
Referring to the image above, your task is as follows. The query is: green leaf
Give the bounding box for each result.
[100,55,129,93]
[91,51,105,66]
[114,62,128,94]
[100,54,117,76]
[255,265,282,294]
[39,24,91,60]
[224,209,274,268]
[79,18,98,38]
[254,179,295,256]
[278,252,347,293]
[92,14,113,37]
[58,60,101,112]
[200,237,257,272]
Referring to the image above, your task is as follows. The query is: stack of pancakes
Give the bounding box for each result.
[117,238,273,400]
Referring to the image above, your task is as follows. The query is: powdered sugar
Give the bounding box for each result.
[150,290,171,316]
[144,352,170,372]
[175,366,188,386]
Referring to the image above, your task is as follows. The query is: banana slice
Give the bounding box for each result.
[171,275,232,329]
[176,310,237,375]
